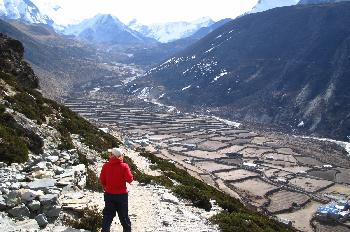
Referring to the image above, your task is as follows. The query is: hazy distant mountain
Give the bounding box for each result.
[128,17,214,43]
[63,14,156,45]
[137,2,350,140]
[250,0,299,13]
[0,0,53,25]
[189,18,232,40]
[299,0,350,4]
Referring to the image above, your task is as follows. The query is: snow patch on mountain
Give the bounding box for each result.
[129,17,214,43]
[62,14,154,44]
[0,0,53,24]
[250,0,300,13]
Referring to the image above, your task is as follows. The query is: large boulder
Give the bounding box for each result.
[7,204,30,220]
[27,178,56,190]
[5,191,21,208]
[20,189,43,202]
[39,194,58,205]
[43,205,61,218]
[27,200,41,211]
[35,214,48,228]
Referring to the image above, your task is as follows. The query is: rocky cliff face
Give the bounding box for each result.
[0,33,122,229]
[0,33,38,89]
[136,2,350,141]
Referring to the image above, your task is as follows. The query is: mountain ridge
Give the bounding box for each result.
[63,14,156,45]
[135,2,350,141]
[128,17,215,43]
[0,0,53,25]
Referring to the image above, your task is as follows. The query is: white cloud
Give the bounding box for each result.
[32,0,258,25]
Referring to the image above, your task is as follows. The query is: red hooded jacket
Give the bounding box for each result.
[99,158,133,194]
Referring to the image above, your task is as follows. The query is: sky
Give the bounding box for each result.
[32,0,258,25]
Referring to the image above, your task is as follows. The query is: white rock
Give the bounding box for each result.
[9,182,21,190]
[46,156,59,163]
[72,164,86,173]
[28,200,41,211]
[27,178,56,190]
[161,193,179,204]
[32,170,54,179]
[20,189,39,202]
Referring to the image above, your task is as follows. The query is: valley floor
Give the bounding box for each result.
[62,90,350,232]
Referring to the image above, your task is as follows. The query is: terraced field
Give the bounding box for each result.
[63,92,350,232]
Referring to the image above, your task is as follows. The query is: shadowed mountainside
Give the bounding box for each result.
[135,2,350,140]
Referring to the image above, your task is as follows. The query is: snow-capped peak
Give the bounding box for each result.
[0,0,53,25]
[250,0,300,13]
[129,17,215,43]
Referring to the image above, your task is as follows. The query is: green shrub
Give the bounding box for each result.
[211,212,291,232]
[173,185,212,211]
[86,168,103,192]
[0,124,28,163]
[63,205,102,232]
[0,104,5,115]
[0,112,45,164]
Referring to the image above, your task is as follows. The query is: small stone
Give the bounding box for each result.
[9,182,21,190]
[33,162,48,171]
[72,164,86,173]
[7,204,30,220]
[15,174,25,182]
[54,166,65,175]
[20,189,39,202]
[1,187,9,195]
[161,193,179,204]
[39,194,58,205]
[32,170,54,179]
[28,200,41,211]
[46,156,59,163]
[0,195,7,210]
[35,214,48,227]
[5,190,21,208]
[44,205,61,218]
[162,220,170,227]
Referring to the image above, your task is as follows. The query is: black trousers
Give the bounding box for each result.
[102,193,131,232]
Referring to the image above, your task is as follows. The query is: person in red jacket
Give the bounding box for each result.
[100,147,133,232]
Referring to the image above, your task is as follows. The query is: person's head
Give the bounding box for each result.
[107,147,124,160]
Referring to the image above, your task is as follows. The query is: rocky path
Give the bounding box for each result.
[90,150,220,232]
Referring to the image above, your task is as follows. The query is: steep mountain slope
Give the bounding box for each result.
[120,19,232,66]
[0,33,121,164]
[0,18,145,99]
[0,0,53,25]
[299,0,350,4]
[189,18,232,40]
[137,2,350,140]
[0,33,293,232]
[250,0,300,13]
[63,14,156,45]
[128,17,214,43]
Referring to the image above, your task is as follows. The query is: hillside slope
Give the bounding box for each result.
[138,2,350,140]
[0,34,293,232]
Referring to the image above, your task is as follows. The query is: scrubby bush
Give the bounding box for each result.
[173,185,212,211]
[63,205,102,232]
[0,124,28,163]
[86,168,103,192]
